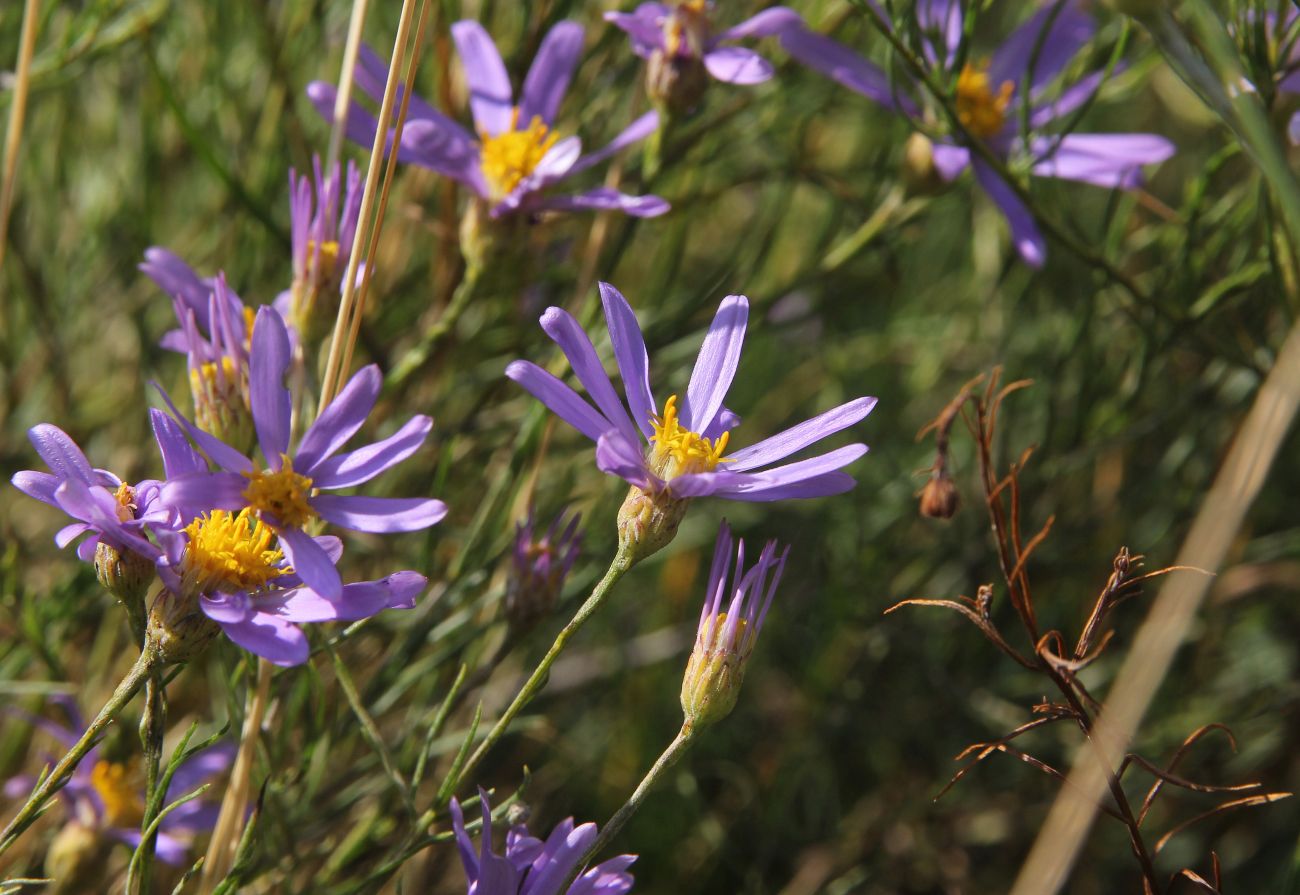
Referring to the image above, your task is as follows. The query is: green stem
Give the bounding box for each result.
[131,668,167,895]
[0,648,157,857]
[436,544,635,808]
[565,723,697,890]
[385,264,482,389]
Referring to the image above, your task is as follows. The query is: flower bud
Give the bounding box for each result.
[902,132,947,196]
[505,509,582,632]
[680,522,787,730]
[45,822,111,895]
[146,589,221,666]
[647,50,709,115]
[93,484,156,607]
[918,467,960,519]
[617,485,689,566]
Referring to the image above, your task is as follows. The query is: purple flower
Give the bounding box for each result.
[284,157,364,342]
[158,306,446,602]
[3,703,235,865]
[449,788,635,895]
[140,247,254,357]
[781,1,1175,267]
[606,3,804,87]
[506,508,582,629]
[11,424,171,564]
[306,22,668,219]
[506,283,875,503]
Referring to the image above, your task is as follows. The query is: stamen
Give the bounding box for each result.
[479,107,562,201]
[648,395,731,480]
[242,456,316,529]
[113,481,137,524]
[181,508,287,595]
[955,63,1014,140]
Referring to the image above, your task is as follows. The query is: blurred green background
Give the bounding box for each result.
[1,0,1298,892]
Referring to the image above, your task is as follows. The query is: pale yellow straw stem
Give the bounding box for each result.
[0,0,42,277]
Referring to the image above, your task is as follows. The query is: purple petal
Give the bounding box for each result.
[1291,110,1300,145]
[400,118,485,192]
[310,415,432,489]
[506,360,611,442]
[701,406,741,442]
[27,424,96,486]
[718,7,804,41]
[260,572,427,622]
[140,247,211,327]
[666,470,748,498]
[354,44,443,122]
[931,142,971,181]
[540,307,640,448]
[152,384,253,474]
[599,282,657,439]
[449,798,481,884]
[55,522,93,550]
[520,21,585,125]
[1030,67,1112,128]
[200,592,254,625]
[972,160,1046,268]
[681,295,748,433]
[306,81,402,159]
[165,743,236,804]
[217,612,310,666]
[160,472,248,515]
[703,47,774,85]
[780,26,913,112]
[12,470,60,506]
[728,397,877,471]
[569,854,637,895]
[568,111,660,176]
[718,470,857,501]
[719,443,867,492]
[989,2,1095,94]
[296,365,381,473]
[249,307,293,464]
[525,821,599,895]
[532,187,670,218]
[452,20,514,136]
[311,494,448,533]
[279,526,342,600]
[605,5,667,56]
[594,431,655,491]
[917,0,963,66]
[1030,133,1174,189]
[150,409,208,479]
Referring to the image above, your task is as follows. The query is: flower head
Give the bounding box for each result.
[780,1,1175,267]
[506,508,582,631]
[286,157,363,344]
[506,283,874,558]
[681,521,786,728]
[449,788,635,895]
[606,3,804,111]
[306,23,668,220]
[157,306,445,603]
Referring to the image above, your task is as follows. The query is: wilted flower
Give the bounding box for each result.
[918,466,960,519]
[449,788,635,895]
[307,22,668,222]
[781,0,1175,267]
[606,3,804,112]
[285,157,363,346]
[3,702,235,872]
[158,306,446,602]
[506,283,874,559]
[506,508,582,631]
[680,521,786,729]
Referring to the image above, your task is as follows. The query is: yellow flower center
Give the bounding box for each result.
[479,108,561,201]
[188,356,239,392]
[113,482,137,524]
[955,62,1014,139]
[242,457,316,529]
[649,395,731,480]
[90,761,145,828]
[181,508,286,594]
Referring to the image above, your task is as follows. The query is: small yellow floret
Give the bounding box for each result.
[955,62,1014,139]
[479,108,561,200]
[112,482,137,524]
[306,239,341,282]
[90,761,145,828]
[649,395,730,479]
[242,456,316,529]
[182,508,286,594]
[189,356,238,393]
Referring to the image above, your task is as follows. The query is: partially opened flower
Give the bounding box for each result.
[158,306,446,602]
[449,788,635,895]
[306,22,668,221]
[284,157,363,345]
[680,521,786,728]
[781,1,1175,267]
[506,282,874,558]
[606,3,804,111]
[506,508,582,631]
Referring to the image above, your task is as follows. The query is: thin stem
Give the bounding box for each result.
[198,658,272,895]
[435,544,635,809]
[567,724,696,889]
[385,265,483,389]
[0,0,41,277]
[131,669,168,895]
[0,648,157,857]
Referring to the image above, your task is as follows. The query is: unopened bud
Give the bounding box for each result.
[647,50,709,115]
[902,133,946,196]
[189,357,254,453]
[918,468,960,519]
[94,485,156,607]
[505,509,582,632]
[46,822,111,895]
[146,589,220,665]
[616,486,689,565]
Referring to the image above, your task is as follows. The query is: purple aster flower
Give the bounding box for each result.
[680,521,786,728]
[284,157,364,343]
[781,1,1175,267]
[507,282,874,503]
[449,788,635,895]
[505,508,582,630]
[3,701,235,866]
[157,306,446,602]
[140,247,253,356]
[606,2,805,111]
[306,22,668,219]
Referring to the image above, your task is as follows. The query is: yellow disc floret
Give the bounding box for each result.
[648,395,731,480]
[90,761,145,828]
[306,239,341,284]
[181,508,286,595]
[479,108,561,201]
[112,482,137,524]
[242,456,316,529]
[955,62,1014,139]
